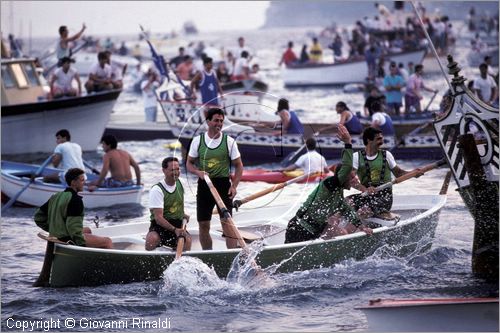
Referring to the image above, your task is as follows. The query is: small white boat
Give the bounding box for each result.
[35,194,446,287]
[1,161,143,208]
[282,48,426,87]
[358,297,499,332]
[1,57,121,155]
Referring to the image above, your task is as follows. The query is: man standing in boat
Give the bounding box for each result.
[190,57,223,108]
[88,135,141,190]
[186,108,244,250]
[56,23,86,66]
[348,127,418,220]
[145,157,191,252]
[404,64,438,114]
[34,168,113,249]
[285,124,372,244]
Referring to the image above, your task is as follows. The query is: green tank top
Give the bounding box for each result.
[357,151,391,186]
[150,179,184,222]
[198,133,230,178]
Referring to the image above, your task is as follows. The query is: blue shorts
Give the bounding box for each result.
[102,178,134,188]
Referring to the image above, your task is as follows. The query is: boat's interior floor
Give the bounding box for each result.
[108,209,425,252]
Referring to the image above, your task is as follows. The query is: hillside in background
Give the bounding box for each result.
[262,1,499,28]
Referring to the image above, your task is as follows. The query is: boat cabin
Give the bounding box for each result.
[1,58,46,106]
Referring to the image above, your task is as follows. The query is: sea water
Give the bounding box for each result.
[2,22,499,332]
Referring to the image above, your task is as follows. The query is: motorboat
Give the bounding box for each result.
[1,57,121,155]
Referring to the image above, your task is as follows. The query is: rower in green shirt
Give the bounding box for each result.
[285,124,373,243]
[34,168,112,248]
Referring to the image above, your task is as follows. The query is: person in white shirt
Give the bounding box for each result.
[231,50,250,81]
[141,69,160,122]
[43,129,85,184]
[145,157,191,251]
[84,51,113,93]
[282,138,330,175]
[473,63,498,106]
[233,36,252,60]
[104,50,125,89]
[50,57,81,98]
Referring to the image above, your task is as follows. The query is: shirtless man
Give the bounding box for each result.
[88,135,141,190]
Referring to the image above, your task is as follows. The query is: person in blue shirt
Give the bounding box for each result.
[383,62,406,116]
[335,101,363,134]
[190,57,223,107]
[274,98,304,135]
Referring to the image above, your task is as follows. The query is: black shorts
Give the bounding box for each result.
[348,187,393,216]
[149,218,183,249]
[197,177,232,221]
[284,217,319,244]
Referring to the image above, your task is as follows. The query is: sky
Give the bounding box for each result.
[1,1,270,38]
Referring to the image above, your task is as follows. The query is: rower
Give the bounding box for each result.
[347,127,422,221]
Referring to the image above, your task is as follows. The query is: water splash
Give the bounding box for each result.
[160,256,226,296]
[226,240,277,289]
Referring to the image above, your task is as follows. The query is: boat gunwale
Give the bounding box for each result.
[50,195,446,256]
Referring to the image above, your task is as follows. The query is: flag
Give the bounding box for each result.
[144,39,169,82]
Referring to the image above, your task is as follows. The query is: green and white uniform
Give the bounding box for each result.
[285,145,361,243]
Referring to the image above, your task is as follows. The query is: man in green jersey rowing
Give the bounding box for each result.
[34,168,113,248]
[186,108,244,250]
[349,127,419,219]
[285,125,373,243]
[145,157,191,251]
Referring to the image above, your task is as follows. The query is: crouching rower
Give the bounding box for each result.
[34,168,113,249]
[284,124,372,244]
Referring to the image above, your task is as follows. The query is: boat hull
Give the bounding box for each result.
[283,49,426,87]
[1,161,143,208]
[175,128,442,164]
[2,90,121,155]
[44,195,445,287]
[359,298,499,332]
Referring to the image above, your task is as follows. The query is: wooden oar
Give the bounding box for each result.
[439,170,453,195]
[203,174,247,249]
[391,120,433,152]
[175,218,188,260]
[232,170,324,210]
[2,156,52,211]
[362,158,447,196]
[423,89,439,113]
[33,232,71,287]
[83,160,100,175]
